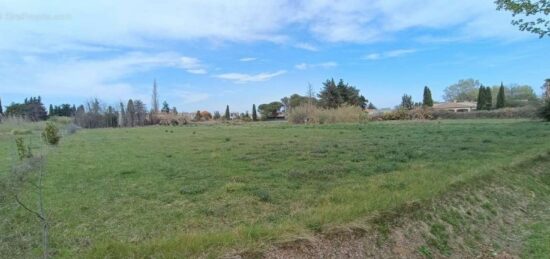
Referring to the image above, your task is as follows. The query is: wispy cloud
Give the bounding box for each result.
[295,62,337,70]
[364,49,417,60]
[215,70,286,83]
[0,52,189,102]
[239,57,257,62]
[295,43,319,51]
[180,56,207,74]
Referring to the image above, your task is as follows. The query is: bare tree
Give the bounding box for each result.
[151,80,159,114]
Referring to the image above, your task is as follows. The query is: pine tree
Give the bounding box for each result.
[161,101,170,113]
[252,104,258,121]
[496,83,505,109]
[224,105,230,120]
[484,87,493,110]
[477,85,485,110]
[423,86,433,107]
[0,97,3,115]
[49,104,54,116]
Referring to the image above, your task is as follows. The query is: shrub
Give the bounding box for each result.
[369,106,539,121]
[539,100,550,121]
[432,106,538,120]
[15,137,32,160]
[288,105,367,124]
[42,122,61,145]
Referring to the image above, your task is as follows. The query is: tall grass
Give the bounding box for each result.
[288,105,367,124]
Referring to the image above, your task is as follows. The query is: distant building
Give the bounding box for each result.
[433,101,477,112]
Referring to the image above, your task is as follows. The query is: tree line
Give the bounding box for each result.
[258,78,370,119]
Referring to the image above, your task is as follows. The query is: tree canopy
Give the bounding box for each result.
[258,102,283,119]
[443,79,480,102]
[401,94,414,110]
[496,0,550,38]
[318,79,367,109]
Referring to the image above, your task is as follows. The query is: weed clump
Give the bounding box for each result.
[254,189,271,202]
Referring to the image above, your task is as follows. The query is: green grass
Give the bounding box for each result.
[1,119,549,257]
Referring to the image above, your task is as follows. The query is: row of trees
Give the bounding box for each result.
[443,79,540,107]
[402,83,509,110]
[49,104,76,117]
[258,78,371,120]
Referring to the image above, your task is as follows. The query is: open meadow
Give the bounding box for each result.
[1,119,550,258]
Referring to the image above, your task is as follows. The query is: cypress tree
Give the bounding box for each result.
[496,83,505,109]
[484,87,492,110]
[118,102,126,127]
[126,99,135,127]
[224,105,230,120]
[476,85,485,110]
[423,86,433,107]
[252,104,258,121]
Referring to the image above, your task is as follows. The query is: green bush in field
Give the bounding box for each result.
[15,137,32,160]
[42,122,61,145]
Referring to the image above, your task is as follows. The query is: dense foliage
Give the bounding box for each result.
[49,104,76,117]
[42,122,61,145]
[539,100,550,121]
[444,79,480,102]
[318,79,367,109]
[496,83,506,109]
[423,86,434,107]
[258,102,283,119]
[5,96,48,121]
[477,85,493,110]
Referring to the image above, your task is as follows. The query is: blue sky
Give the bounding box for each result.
[0,0,548,112]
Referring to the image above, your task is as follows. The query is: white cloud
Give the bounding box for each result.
[215,70,286,83]
[294,62,337,70]
[0,0,530,55]
[0,52,198,103]
[180,56,208,74]
[364,49,417,60]
[239,57,257,62]
[295,43,319,51]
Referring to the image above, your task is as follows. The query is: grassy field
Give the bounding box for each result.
[1,119,549,257]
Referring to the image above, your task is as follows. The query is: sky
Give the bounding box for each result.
[0,0,548,112]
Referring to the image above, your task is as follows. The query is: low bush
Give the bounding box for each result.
[15,137,32,160]
[156,113,188,126]
[288,105,367,124]
[369,106,539,121]
[42,122,61,145]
